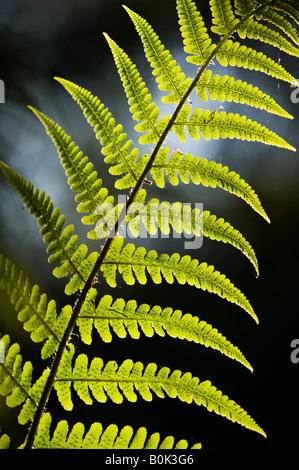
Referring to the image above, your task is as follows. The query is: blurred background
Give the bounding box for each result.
[0,0,299,456]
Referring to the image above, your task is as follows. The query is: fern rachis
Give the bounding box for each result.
[0,0,298,450]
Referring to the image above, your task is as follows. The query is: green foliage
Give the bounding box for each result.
[0,0,298,450]
[0,334,49,425]
[77,290,253,370]
[53,344,265,436]
[150,148,270,221]
[0,427,10,449]
[0,255,71,359]
[32,413,202,449]
[54,76,148,190]
[0,161,98,295]
[100,236,257,322]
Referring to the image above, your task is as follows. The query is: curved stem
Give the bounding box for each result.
[24,0,276,449]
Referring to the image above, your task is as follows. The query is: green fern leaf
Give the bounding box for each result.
[173,105,295,150]
[210,0,239,36]
[272,1,299,26]
[33,412,201,449]
[54,77,149,189]
[0,254,72,359]
[202,209,258,274]
[100,237,257,322]
[150,148,269,222]
[104,34,170,145]
[77,289,253,370]
[123,5,192,104]
[260,9,299,46]
[28,107,114,234]
[0,334,49,425]
[125,189,259,274]
[234,0,255,16]
[0,428,10,449]
[196,69,293,119]
[233,0,299,55]
[0,161,98,295]
[54,346,265,437]
[216,39,299,86]
[176,0,216,66]
[237,17,299,57]
[18,369,49,425]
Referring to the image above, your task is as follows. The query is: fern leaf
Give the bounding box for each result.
[125,189,259,274]
[54,77,149,189]
[0,334,49,424]
[216,39,299,86]
[0,254,72,359]
[237,17,299,57]
[0,161,98,295]
[77,289,253,370]
[54,346,265,437]
[202,209,258,274]
[123,5,192,104]
[173,105,295,150]
[234,0,255,16]
[28,107,114,235]
[176,0,215,66]
[234,0,299,54]
[272,1,299,26]
[104,34,170,145]
[196,69,293,119]
[33,412,201,449]
[260,9,299,46]
[0,427,10,449]
[210,0,239,36]
[100,237,257,322]
[0,335,34,409]
[150,148,269,222]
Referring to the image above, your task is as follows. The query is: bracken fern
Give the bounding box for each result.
[0,0,298,450]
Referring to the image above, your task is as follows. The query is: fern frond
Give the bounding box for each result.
[150,148,269,222]
[196,69,293,119]
[54,77,149,189]
[0,255,72,359]
[0,427,10,449]
[216,39,299,86]
[237,17,299,57]
[202,209,258,274]
[260,9,299,46]
[33,412,201,449]
[0,334,49,425]
[28,107,114,234]
[210,0,239,36]
[123,5,192,104]
[77,289,253,370]
[272,1,299,26]
[234,0,255,16]
[124,189,259,274]
[0,161,98,295]
[100,237,257,322]
[176,0,215,66]
[104,34,170,145]
[173,105,295,150]
[54,345,265,437]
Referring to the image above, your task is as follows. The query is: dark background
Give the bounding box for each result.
[0,0,298,459]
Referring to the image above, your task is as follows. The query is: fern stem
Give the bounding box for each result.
[24,0,277,448]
